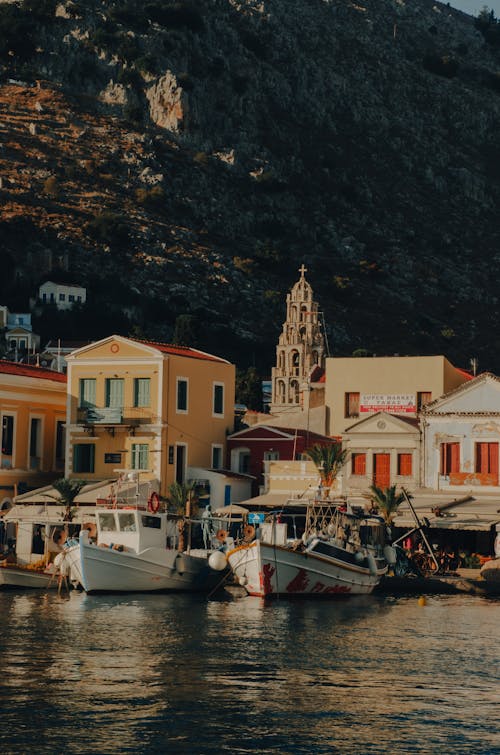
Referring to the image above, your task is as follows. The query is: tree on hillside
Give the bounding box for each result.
[173,314,199,347]
[236,366,262,411]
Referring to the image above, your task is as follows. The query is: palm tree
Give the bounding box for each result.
[305,443,348,491]
[166,481,198,551]
[363,484,406,524]
[47,478,87,522]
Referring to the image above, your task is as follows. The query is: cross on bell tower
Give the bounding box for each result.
[270,265,325,412]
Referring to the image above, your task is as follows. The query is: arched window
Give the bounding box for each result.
[277,380,285,403]
[290,380,300,403]
[290,350,300,376]
[312,350,319,364]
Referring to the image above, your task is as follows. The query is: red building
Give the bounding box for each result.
[227,425,338,496]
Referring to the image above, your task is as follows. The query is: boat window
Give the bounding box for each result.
[141,515,161,529]
[118,512,137,532]
[98,513,117,532]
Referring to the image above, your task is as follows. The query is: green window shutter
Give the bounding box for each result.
[106,378,124,408]
[131,443,149,470]
[177,379,188,411]
[213,384,224,415]
[134,378,150,407]
[73,444,95,473]
[79,379,96,408]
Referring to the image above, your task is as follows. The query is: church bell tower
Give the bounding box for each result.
[270,265,325,413]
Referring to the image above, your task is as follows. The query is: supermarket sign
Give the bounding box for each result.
[360,394,416,414]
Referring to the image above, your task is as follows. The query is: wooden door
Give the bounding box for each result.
[373,453,391,489]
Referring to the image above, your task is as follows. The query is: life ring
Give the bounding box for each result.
[216,529,228,543]
[147,491,160,514]
[243,524,255,542]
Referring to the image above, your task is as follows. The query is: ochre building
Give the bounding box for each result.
[65,335,235,495]
[0,361,67,508]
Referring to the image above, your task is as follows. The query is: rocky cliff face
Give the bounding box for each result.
[1,0,500,372]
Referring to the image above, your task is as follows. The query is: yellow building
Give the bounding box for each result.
[0,361,67,508]
[325,355,471,435]
[65,335,235,495]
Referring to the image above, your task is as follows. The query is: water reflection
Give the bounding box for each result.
[0,590,498,753]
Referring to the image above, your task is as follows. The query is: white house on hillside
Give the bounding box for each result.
[38,281,86,310]
[1,309,40,352]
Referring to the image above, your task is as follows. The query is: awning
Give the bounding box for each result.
[238,492,313,509]
[393,514,498,532]
[213,504,249,516]
[14,480,116,505]
[14,478,159,506]
[3,503,98,524]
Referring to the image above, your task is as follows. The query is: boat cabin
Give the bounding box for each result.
[95,509,168,552]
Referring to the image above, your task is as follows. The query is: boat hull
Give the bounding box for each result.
[65,541,221,593]
[0,565,57,589]
[480,557,500,583]
[227,541,386,597]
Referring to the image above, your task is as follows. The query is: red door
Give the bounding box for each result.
[373,453,391,489]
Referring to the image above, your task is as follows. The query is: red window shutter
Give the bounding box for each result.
[398,453,412,476]
[450,443,460,473]
[489,443,499,478]
[352,453,366,475]
[476,443,487,473]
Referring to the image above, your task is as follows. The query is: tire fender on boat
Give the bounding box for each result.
[243,524,255,542]
[175,553,186,575]
[383,545,397,565]
[367,553,378,576]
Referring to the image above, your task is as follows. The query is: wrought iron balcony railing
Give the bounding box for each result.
[76,407,154,426]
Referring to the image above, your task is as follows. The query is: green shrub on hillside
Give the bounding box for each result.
[145,2,204,32]
[423,53,459,78]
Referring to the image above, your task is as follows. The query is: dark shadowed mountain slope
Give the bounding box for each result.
[1,0,500,373]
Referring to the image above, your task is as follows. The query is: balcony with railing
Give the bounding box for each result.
[76,406,155,427]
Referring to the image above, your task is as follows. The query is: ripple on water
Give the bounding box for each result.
[0,592,498,754]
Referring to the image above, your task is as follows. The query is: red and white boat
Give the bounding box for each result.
[226,501,392,598]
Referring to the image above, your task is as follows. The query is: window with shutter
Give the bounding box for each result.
[79,378,96,408]
[397,453,413,476]
[134,378,150,407]
[105,378,124,408]
[344,392,360,418]
[351,453,366,475]
[131,444,149,470]
[440,442,460,474]
[176,378,188,412]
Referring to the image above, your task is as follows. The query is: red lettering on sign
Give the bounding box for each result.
[286,568,309,593]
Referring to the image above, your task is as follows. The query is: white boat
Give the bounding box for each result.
[226,500,392,597]
[480,557,500,583]
[65,507,224,593]
[0,563,59,589]
[0,504,94,590]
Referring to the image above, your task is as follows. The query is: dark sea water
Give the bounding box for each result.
[0,589,498,755]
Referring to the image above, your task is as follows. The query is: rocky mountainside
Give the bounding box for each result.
[1,0,500,374]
